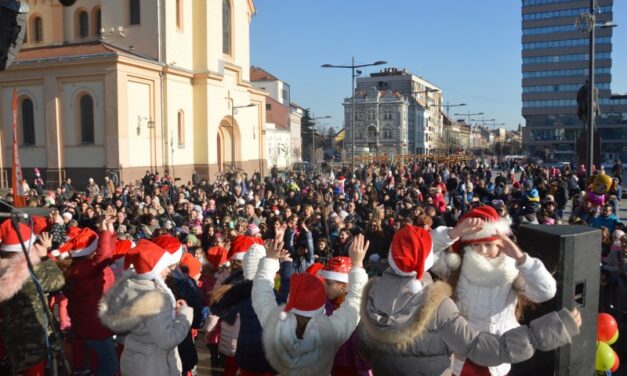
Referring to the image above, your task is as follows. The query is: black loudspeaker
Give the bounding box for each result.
[0,0,28,71]
[510,225,601,376]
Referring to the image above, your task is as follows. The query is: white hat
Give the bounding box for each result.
[242,243,266,280]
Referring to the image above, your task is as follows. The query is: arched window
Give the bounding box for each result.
[176,0,183,31]
[94,8,102,36]
[20,98,35,146]
[78,10,89,38]
[130,0,140,25]
[80,95,95,144]
[383,127,392,139]
[177,110,185,147]
[32,17,43,43]
[368,126,377,139]
[222,0,231,55]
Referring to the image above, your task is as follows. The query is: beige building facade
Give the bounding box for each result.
[0,0,266,188]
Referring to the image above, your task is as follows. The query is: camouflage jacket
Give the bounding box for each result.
[0,249,65,374]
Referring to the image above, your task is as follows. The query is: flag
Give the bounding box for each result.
[11,88,26,207]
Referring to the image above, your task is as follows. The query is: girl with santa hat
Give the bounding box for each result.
[358,219,581,376]
[251,226,369,375]
[98,239,193,376]
[438,205,558,376]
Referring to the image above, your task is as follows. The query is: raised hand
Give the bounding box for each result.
[448,218,485,240]
[570,308,582,328]
[278,249,292,263]
[37,232,52,257]
[348,234,369,268]
[497,235,526,264]
[265,239,285,260]
[274,222,287,241]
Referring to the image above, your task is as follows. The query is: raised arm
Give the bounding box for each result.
[252,238,283,326]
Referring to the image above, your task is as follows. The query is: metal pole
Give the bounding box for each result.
[312,114,315,167]
[587,0,595,178]
[351,56,356,176]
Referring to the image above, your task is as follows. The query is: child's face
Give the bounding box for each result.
[325,279,347,300]
[468,241,500,259]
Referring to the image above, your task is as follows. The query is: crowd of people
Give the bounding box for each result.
[0,156,623,376]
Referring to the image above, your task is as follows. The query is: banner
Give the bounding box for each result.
[11,88,26,207]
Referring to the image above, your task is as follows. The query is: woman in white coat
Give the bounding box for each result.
[99,239,193,376]
[252,226,369,376]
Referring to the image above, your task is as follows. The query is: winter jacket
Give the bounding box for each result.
[453,254,557,376]
[0,249,65,374]
[252,257,368,376]
[592,214,622,234]
[98,273,193,376]
[358,270,579,376]
[325,298,371,376]
[65,230,115,340]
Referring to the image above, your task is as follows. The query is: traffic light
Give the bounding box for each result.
[0,0,28,71]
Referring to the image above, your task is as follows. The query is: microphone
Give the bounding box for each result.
[0,211,29,219]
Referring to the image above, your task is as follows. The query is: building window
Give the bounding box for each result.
[20,98,35,146]
[176,0,183,31]
[80,95,95,144]
[94,8,102,36]
[222,0,232,55]
[368,127,377,139]
[177,110,185,147]
[32,17,43,43]
[78,10,89,38]
[130,0,140,25]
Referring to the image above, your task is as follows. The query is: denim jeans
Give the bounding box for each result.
[84,338,119,376]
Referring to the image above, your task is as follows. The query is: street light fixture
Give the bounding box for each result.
[322,58,387,174]
[576,2,617,177]
[227,98,257,168]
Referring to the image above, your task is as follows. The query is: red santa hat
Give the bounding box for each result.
[306,262,325,278]
[446,206,512,270]
[113,239,134,260]
[387,225,433,294]
[228,235,263,261]
[180,252,202,279]
[125,239,172,278]
[280,273,327,321]
[0,220,37,253]
[31,216,49,235]
[152,235,183,265]
[59,227,99,258]
[317,256,352,284]
[207,246,229,268]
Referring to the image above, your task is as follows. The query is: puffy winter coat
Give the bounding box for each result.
[358,270,579,376]
[65,230,115,340]
[0,248,65,374]
[98,273,193,376]
[252,257,368,376]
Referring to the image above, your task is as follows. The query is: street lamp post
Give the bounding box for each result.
[322,58,387,175]
[228,98,256,169]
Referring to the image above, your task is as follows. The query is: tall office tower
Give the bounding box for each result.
[521,0,627,163]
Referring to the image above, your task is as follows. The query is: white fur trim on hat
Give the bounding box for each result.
[2,233,37,253]
[168,245,184,264]
[387,247,434,277]
[231,251,245,261]
[317,270,349,284]
[70,238,99,258]
[286,306,325,320]
[136,251,173,280]
[460,217,511,242]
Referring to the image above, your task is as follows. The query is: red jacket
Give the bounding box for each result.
[65,230,115,340]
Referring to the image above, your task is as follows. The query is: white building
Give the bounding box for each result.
[346,67,443,156]
[0,0,265,188]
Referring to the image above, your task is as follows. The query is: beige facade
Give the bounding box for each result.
[0,0,265,189]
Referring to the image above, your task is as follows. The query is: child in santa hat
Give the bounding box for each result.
[0,220,65,376]
[63,218,118,376]
[358,220,581,376]
[99,239,193,376]
[251,224,368,376]
[318,256,371,376]
[436,205,557,376]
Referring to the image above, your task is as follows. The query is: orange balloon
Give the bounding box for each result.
[598,313,618,342]
[611,350,620,373]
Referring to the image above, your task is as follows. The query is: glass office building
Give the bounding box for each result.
[521,0,627,163]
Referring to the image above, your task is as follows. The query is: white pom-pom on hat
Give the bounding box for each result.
[445,252,462,270]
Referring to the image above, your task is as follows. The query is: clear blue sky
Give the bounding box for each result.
[250,0,627,132]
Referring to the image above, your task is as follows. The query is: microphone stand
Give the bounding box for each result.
[1,200,70,376]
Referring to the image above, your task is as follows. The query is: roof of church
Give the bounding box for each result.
[15,40,158,65]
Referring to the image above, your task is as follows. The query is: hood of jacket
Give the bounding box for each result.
[268,311,323,370]
[98,272,167,334]
[360,270,452,352]
[0,247,43,303]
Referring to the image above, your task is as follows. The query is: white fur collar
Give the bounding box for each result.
[460,249,519,287]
